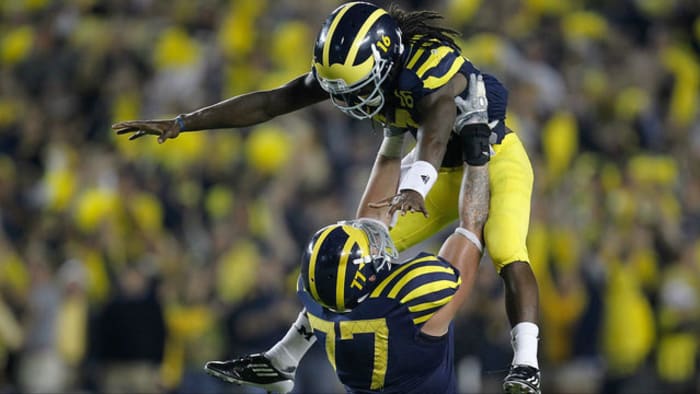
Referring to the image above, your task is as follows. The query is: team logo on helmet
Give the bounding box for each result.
[312,2,404,120]
[300,218,398,312]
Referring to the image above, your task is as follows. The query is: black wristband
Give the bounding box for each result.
[458,123,491,166]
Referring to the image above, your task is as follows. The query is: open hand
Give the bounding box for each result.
[454,73,488,129]
[368,190,428,217]
[112,118,181,144]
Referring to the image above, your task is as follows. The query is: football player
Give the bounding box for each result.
[208,74,490,392]
[261,165,487,393]
[114,2,540,393]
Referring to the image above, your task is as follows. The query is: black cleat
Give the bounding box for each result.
[204,353,295,393]
[503,365,541,394]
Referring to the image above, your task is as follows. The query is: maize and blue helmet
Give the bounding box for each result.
[300,218,398,312]
[312,2,404,119]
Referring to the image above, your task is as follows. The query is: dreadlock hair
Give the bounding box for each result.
[387,4,461,50]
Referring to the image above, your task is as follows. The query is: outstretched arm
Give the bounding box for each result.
[420,73,490,337]
[420,163,489,336]
[113,72,327,143]
[180,73,327,130]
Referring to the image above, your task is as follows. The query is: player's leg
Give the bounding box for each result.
[390,166,462,251]
[204,310,314,393]
[485,132,541,394]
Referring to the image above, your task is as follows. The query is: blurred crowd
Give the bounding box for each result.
[0,0,699,393]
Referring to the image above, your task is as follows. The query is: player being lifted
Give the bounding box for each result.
[113,2,540,393]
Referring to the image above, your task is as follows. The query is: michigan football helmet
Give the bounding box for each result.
[300,218,399,312]
[312,2,404,119]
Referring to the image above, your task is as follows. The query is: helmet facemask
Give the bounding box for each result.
[318,45,395,120]
[338,218,399,272]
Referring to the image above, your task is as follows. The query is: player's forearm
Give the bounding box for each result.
[441,164,489,324]
[177,73,326,132]
[416,96,455,169]
[356,153,401,225]
[459,164,489,232]
[422,164,489,336]
[415,133,447,171]
[178,91,277,131]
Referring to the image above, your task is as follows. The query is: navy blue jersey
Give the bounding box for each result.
[374,36,509,168]
[298,252,462,394]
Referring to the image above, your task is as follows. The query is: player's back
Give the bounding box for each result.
[298,252,461,394]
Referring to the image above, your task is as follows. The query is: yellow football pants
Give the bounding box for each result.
[390,132,534,272]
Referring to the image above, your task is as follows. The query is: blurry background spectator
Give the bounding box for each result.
[90,262,165,394]
[0,0,699,393]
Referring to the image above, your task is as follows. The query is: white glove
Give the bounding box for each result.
[454,73,488,131]
[453,73,492,166]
